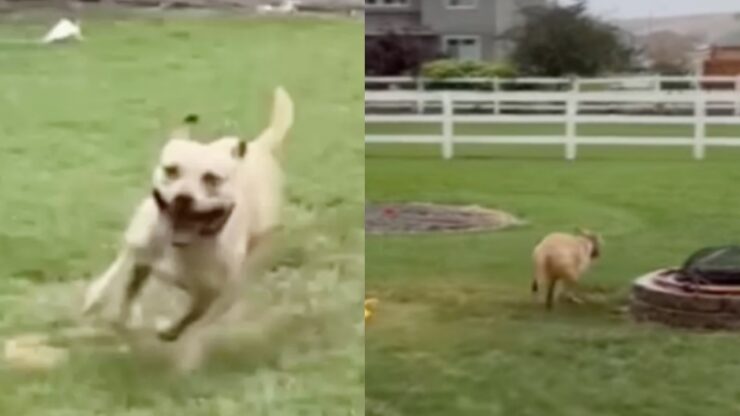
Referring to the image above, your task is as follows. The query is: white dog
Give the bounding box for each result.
[82,87,294,342]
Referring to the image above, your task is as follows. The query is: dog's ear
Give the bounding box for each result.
[232,140,247,159]
[184,114,199,125]
[169,114,199,141]
[583,231,602,259]
[589,234,604,258]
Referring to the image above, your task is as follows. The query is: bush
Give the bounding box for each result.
[421,60,518,80]
[365,32,439,76]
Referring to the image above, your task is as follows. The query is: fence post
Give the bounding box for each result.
[416,77,425,114]
[441,92,454,160]
[693,93,706,160]
[564,89,577,160]
[492,77,499,115]
[735,76,740,116]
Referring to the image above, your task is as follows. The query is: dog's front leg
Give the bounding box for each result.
[157,251,247,342]
[83,249,135,316]
[83,248,152,328]
[157,286,217,342]
[118,264,152,326]
[561,279,585,304]
[84,198,162,322]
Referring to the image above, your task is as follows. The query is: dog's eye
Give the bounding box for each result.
[202,172,223,187]
[163,165,179,179]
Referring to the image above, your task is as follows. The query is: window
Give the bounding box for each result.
[443,36,482,61]
[365,0,410,7]
[446,0,478,9]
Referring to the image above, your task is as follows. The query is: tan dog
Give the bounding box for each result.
[531,229,602,309]
[82,87,293,342]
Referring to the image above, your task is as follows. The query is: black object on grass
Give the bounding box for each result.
[675,246,740,286]
[183,114,199,124]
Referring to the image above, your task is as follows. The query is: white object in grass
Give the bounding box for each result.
[257,0,297,14]
[4,334,69,370]
[42,19,83,44]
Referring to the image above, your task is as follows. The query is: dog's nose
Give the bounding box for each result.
[172,194,194,212]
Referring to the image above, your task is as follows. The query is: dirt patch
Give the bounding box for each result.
[366,202,523,235]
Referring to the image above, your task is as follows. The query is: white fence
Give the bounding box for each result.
[366,76,740,115]
[365,90,740,160]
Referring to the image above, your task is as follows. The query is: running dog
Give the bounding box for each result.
[82,87,293,342]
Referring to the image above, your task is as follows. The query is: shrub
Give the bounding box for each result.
[421,60,518,80]
[365,32,439,76]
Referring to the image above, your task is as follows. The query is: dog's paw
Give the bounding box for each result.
[157,326,181,342]
[563,294,585,305]
[154,316,174,333]
[81,293,102,316]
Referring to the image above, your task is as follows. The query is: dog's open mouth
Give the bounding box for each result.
[153,190,233,247]
[170,208,232,246]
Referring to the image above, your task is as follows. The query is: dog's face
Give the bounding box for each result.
[576,228,603,259]
[152,134,246,247]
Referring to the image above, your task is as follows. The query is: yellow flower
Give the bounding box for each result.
[364,298,378,323]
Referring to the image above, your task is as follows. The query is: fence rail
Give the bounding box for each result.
[365,89,740,160]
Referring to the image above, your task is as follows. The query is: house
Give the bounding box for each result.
[703,29,740,76]
[364,0,546,62]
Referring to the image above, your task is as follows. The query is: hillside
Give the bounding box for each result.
[617,12,740,44]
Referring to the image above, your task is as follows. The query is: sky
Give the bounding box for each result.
[558,0,740,19]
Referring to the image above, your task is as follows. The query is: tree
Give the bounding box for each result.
[365,32,437,76]
[642,30,698,75]
[506,2,635,77]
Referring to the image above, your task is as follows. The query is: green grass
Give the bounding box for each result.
[0,15,363,416]
[366,140,740,415]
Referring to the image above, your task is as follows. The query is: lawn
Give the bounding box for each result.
[366,140,740,415]
[0,13,363,416]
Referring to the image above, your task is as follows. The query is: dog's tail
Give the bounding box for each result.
[251,86,294,154]
[532,249,547,295]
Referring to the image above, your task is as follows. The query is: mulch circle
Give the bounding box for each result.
[365,202,523,235]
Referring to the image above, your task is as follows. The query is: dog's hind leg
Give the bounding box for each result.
[545,279,558,310]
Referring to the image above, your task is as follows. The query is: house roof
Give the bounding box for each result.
[715,28,740,47]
